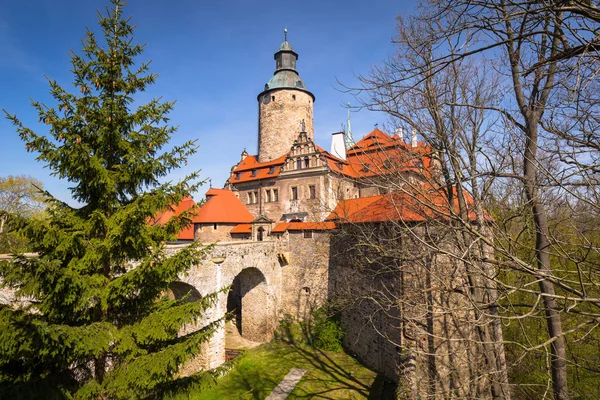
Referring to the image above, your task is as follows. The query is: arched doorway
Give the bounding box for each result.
[226,267,272,342]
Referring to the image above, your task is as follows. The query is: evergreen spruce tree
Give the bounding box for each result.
[0,1,219,398]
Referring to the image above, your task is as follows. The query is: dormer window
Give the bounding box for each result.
[235,172,241,180]
[362,163,371,172]
[251,169,258,177]
[269,166,276,174]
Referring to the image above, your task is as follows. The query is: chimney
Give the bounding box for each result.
[330,131,347,160]
[394,127,403,139]
[411,127,418,148]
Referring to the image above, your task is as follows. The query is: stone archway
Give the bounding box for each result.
[168,281,202,302]
[226,267,272,342]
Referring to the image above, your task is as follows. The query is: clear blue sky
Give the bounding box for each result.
[0,0,416,204]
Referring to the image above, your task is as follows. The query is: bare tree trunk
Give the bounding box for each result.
[523,120,568,399]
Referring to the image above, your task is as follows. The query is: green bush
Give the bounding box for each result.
[275,314,305,344]
[310,308,344,352]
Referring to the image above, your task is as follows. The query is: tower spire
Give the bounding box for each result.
[284,28,288,42]
[345,103,355,149]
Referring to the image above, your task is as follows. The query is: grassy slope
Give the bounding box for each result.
[170,341,377,399]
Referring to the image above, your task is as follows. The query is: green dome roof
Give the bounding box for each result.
[265,70,307,91]
[279,40,294,51]
[258,37,315,101]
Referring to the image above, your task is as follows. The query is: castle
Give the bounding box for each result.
[159,35,508,398]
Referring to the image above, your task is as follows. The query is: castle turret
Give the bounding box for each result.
[257,30,315,163]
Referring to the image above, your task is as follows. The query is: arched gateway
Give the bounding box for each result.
[227,267,271,342]
[166,241,280,371]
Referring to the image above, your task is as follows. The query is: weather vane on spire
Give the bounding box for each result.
[284,28,288,41]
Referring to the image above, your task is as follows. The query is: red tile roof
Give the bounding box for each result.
[231,223,252,234]
[272,221,336,233]
[230,154,287,183]
[228,129,432,183]
[193,189,254,223]
[326,185,489,224]
[320,129,434,179]
[153,196,198,240]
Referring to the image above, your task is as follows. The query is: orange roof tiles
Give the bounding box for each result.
[230,154,287,183]
[152,196,198,240]
[193,189,254,224]
[326,185,489,224]
[322,129,434,179]
[231,223,252,234]
[272,221,336,233]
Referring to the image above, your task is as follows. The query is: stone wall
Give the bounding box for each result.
[194,223,238,242]
[258,89,314,163]
[278,231,330,319]
[328,225,503,399]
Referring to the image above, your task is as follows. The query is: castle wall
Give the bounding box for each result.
[258,89,314,163]
[279,231,330,319]
[194,223,238,242]
[329,225,500,399]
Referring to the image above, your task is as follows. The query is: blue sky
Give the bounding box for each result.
[0,0,416,204]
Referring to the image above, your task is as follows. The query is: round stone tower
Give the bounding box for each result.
[257,33,315,163]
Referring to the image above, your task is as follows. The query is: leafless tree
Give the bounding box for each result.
[340,1,600,399]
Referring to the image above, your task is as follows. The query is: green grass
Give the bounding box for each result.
[165,341,379,399]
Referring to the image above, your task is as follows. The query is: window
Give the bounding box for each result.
[235,172,241,180]
[268,166,276,174]
[257,227,265,242]
[309,185,316,199]
[271,95,275,101]
[291,187,298,200]
[302,287,311,294]
[253,191,258,204]
[247,193,252,204]
[304,157,310,168]
[303,231,313,238]
[251,169,257,177]
[266,189,271,203]
[273,188,279,201]
[297,159,303,170]
[213,223,218,230]
[362,163,371,172]
[292,94,296,101]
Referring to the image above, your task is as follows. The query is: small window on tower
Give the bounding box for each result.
[291,187,298,200]
[292,94,296,101]
[213,223,218,230]
[271,95,275,102]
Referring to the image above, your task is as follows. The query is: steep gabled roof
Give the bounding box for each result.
[193,188,254,223]
[325,129,433,179]
[152,196,197,240]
